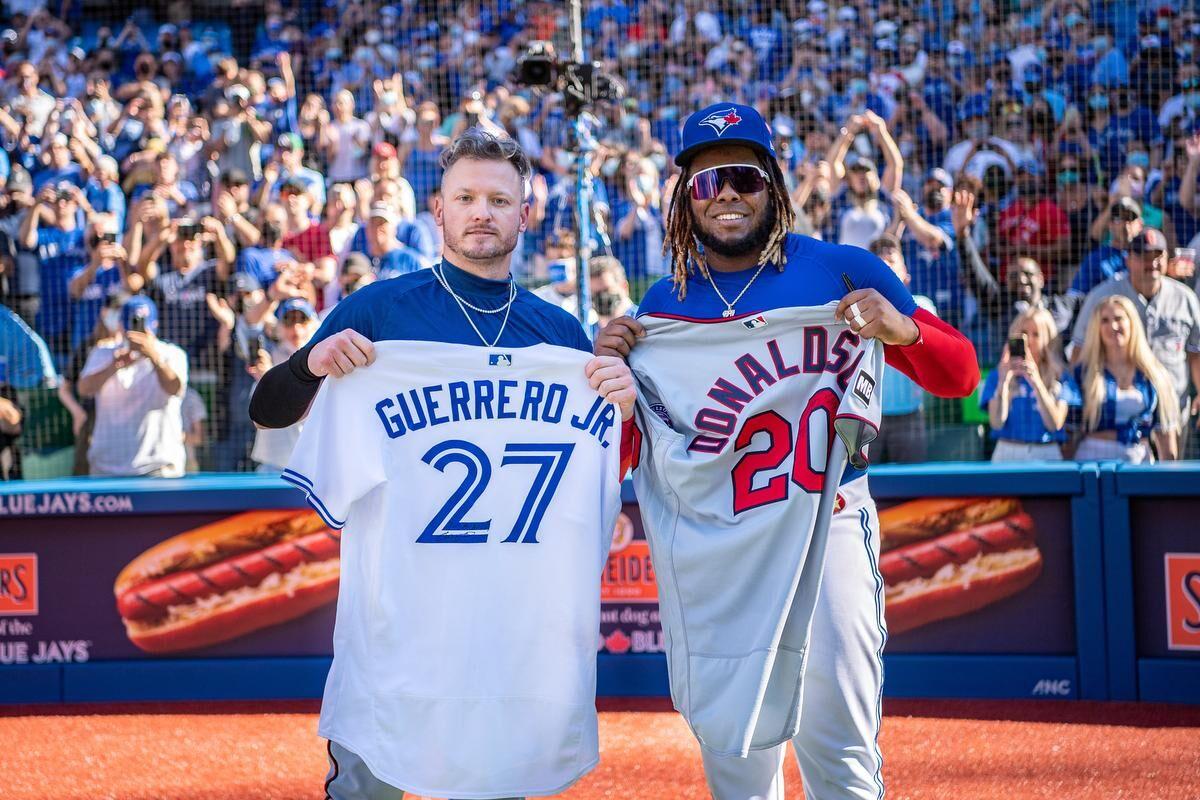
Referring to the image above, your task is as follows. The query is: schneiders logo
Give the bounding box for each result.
[0,553,37,615]
[1031,679,1072,697]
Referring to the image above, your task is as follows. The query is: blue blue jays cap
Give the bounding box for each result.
[958,93,991,122]
[675,102,777,167]
[278,297,318,321]
[121,295,159,332]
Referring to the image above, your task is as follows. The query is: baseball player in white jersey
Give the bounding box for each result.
[595,103,978,799]
[251,129,638,799]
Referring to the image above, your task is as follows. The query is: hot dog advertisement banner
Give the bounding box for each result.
[0,495,1074,665]
[601,495,1077,656]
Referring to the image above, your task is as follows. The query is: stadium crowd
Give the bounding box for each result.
[0,0,1198,479]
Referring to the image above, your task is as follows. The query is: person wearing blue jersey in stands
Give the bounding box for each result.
[19,179,88,361]
[981,307,1072,461]
[249,130,638,798]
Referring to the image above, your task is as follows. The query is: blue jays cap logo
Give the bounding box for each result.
[699,107,743,137]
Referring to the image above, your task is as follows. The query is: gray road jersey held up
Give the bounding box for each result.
[629,303,883,757]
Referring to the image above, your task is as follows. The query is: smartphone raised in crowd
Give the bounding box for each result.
[1008,337,1026,359]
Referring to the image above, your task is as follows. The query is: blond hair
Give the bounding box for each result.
[1078,295,1179,433]
[1007,307,1063,384]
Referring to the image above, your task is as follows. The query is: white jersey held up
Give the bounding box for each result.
[628,303,883,757]
[283,340,622,799]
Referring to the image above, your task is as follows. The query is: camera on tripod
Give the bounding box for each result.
[515,41,624,116]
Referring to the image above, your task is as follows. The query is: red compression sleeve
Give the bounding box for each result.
[884,308,980,398]
[618,416,642,481]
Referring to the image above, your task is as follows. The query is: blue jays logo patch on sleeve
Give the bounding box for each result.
[853,372,875,405]
[488,353,513,367]
[700,108,743,136]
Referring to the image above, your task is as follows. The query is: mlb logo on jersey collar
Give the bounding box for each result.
[489,353,513,367]
[743,315,768,330]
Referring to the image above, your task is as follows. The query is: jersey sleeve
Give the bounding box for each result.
[835,340,884,469]
[281,375,388,530]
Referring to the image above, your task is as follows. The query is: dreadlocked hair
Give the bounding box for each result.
[665,152,796,300]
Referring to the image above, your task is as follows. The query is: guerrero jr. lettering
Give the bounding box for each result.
[376,379,615,447]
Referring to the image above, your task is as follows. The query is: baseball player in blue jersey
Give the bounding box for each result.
[596,104,979,799]
[251,129,636,800]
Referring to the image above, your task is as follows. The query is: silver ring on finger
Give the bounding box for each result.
[849,301,864,320]
[852,311,868,329]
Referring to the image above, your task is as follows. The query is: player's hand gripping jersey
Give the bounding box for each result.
[628,303,883,758]
[284,341,622,799]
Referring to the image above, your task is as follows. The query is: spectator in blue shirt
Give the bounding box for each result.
[32,132,86,192]
[66,213,133,352]
[612,154,665,281]
[1069,294,1180,462]
[256,134,327,215]
[399,104,447,214]
[352,204,425,280]
[84,155,126,230]
[236,206,295,289]
[1069,196,1141,298]
[982,307,1071,462]
[899,167,961,327]
[19,182,88,359]
[867,234,935,464]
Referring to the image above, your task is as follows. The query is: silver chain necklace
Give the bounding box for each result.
[707,261,769,318]
[433,263,516,348]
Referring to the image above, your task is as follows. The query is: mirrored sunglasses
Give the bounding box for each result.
[686,164,770,201]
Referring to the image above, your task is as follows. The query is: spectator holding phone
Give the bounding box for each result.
[981,307,1071,461]
[1069,294,1180,462]
[144,216,235,370]
[76,296,189,477]
[66,213,132,352]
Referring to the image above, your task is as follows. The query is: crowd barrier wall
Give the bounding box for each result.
[0,463,1195,705]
